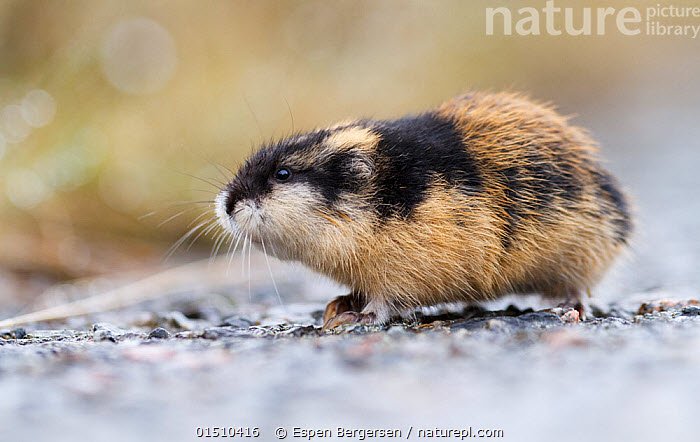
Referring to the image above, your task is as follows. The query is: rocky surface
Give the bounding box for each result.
[1,293,700,442]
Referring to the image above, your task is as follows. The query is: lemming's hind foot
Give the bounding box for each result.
[322,292,365,326]
[323,311,377,330]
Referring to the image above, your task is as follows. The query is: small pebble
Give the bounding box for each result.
[386,325,406,336]
[148,327,171,339]
[162,311,199,331]
[485,319,508,330]
[92,323,123,334]
[92,323,124,342]
[219,316,253,328]
[12,328,27,339]
[682,306,700,316]
[93,330,117,343]
[281,325,320,337]
[202,327,253,339]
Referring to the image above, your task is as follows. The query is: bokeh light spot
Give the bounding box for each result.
[0,133,6,160]
[20,89,57,128]
[5,168,52,209]
[0,104,32,144]
[100,17,178,95]
[98,163,151,212]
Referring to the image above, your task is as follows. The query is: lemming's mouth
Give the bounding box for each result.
[215,189,268,241]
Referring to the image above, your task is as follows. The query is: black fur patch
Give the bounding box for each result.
[593,170,632,244]
[297,150,365,203]
[224,129,365,212]
[370,113,483,219]
[224,130,329,213]
[497,144,584,250]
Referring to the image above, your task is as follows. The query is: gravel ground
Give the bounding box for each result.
[1,287,699,442]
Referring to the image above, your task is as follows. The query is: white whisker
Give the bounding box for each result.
[177,171,226,191]
[187,219,219,251]
[210,229,227,264]
[223,231,238,275]
[240,236,249,277]
[164,219,210,261]
[156,206,200,228]
[247,234,252,301]
[187,211,215,227]
[138,210,158,220]
[139,200,213,222]
[227,232,244,275]
[261,237,282,306]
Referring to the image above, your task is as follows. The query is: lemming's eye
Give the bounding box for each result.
[274,167,291,181]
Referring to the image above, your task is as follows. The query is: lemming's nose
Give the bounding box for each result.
[224,192,237,216]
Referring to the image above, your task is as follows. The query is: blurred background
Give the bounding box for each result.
[1,0,698,314]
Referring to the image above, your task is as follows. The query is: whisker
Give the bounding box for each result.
[175,170,226,190]
[210,229,227,264]
[208,159,234,182]
[156,206,202,228]
[158,199,215,207]
[243,96,264,142]
[177,143,236,180]
[208,229,221,258]
[283,97,295,134]
[138,201,213,221]
[138,211,158,221]
[163,219,210,261]
[186,219,219,251]
[227,231,243,275]
[220,230,235,273]
[247,234,252,301]
[164,200,215,206]
[187,211,215,228]
[217,162,235,176]
[240,236,248,277]
[261,237,282,306]
[188,189,224,195]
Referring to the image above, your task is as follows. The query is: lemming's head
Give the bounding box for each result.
[215,124,377,260]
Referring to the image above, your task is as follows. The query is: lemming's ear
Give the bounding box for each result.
[349,153,373,181]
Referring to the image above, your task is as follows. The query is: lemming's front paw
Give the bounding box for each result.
[322,311,377,331]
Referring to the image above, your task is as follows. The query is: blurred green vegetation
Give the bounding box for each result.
[0,0,697,282]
